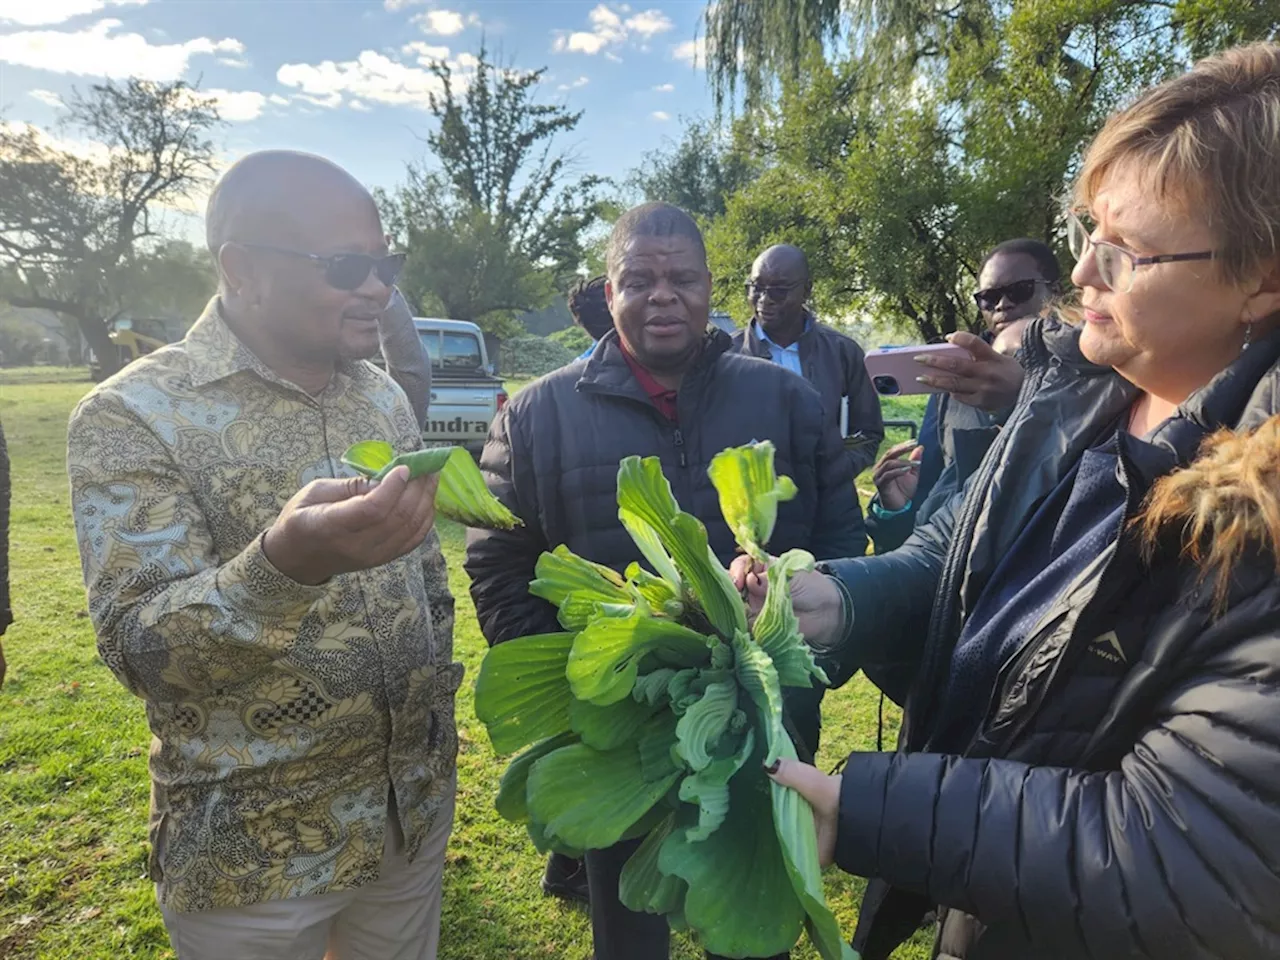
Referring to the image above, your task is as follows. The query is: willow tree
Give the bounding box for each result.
[697,0,1280,339]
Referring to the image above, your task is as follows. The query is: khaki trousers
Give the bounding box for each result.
[160,780,455,960]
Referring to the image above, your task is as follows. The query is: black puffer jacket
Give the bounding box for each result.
[465,328,866,647]
[823,318,1280,960]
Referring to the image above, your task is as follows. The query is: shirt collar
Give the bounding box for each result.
[186,297,364,393]
[618,341,679,420]
[753,313,812,350]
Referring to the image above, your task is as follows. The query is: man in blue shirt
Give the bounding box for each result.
[732,245,884,475]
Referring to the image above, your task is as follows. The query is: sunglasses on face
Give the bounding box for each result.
[973,278,1044,312]
[1065,211,1214,294]
[745,280,802,301]
[240,243,407,291]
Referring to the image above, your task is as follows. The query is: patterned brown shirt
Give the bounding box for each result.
[68,300,459,911]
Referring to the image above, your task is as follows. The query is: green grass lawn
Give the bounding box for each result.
[0,368,930,959]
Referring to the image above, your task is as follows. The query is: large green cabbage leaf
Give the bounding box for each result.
[707,442,798,561]
[526,741,681,850]
[473,632,575,754]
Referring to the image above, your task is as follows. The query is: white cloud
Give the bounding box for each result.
[267,94,290,106]
[201,88,266,122]
[28,88,65,107]
[349,99,373,112]
[653,82,674,92]
[0,19,244,81]
[0,0,145,27]
[557,75,589,91]
[625,9,673,38]
[672,36,705,68]
[413,9,478,35]
[402,41,451,64]
[552,4,671,57]
[652,110,670,121]
[277,49,453,111]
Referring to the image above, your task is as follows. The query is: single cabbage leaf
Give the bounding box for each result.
[753,549,829,689]
[340,442,521,530]
[496,731,578,823]
[708,442,798,561]
[567,615,712,706]
[474,632,575,754]
[570,694,659,751]
[659,766,805,958]
[616,456,746,638]
[526,741,681,850]
[673,677,739,771]
[619,813,688,916]
[530,545,630,609]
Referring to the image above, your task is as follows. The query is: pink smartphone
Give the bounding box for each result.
[864,343,971,396]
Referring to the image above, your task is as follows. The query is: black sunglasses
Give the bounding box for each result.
[973,278,1044,312]
[745,280,803,301]
[241,243,406,291]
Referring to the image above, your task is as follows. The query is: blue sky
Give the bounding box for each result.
[0,0,716,236]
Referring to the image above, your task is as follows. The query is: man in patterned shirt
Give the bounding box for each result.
[67,150,458,960]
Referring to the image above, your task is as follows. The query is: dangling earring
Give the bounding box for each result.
[1243,319,1253,352]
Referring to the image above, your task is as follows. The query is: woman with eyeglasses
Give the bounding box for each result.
[733,42,1280,960]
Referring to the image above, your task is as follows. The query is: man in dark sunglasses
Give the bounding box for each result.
[869,237,1060,556]
[69,149,456,960]
[733,244,884,476]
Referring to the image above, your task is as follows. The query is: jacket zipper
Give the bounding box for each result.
[904,337,1049,747]
[973,437,1140,754]
[673,427,687,467]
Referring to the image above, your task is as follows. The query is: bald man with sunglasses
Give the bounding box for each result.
[68,150,458,960]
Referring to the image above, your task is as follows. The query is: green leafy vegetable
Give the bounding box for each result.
[566,615,712,706]
[708,441,798,561]
[473,633,575,755]
[475,445,856,959]
[526,741,681,850]
[340,442,522,530]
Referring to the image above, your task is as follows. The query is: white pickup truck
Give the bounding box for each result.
[414,318,508,456]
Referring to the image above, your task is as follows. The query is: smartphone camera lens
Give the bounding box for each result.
[872,375,900,396]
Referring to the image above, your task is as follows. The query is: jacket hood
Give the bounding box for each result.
[1138,332,1280,606]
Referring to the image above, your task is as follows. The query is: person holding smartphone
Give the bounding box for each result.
[868,238,1060,555]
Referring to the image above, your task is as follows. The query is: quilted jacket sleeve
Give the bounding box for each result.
[464,403,561,645]
[834,591,1280,959]
[819,479,958,690]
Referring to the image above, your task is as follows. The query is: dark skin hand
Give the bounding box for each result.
[872,439,923,510]
[263,467,439,586]
[914,331,1026,412]
[748,244,811,348]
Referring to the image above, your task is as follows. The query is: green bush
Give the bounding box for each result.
[502,335,576,377]
[549,325,593,354]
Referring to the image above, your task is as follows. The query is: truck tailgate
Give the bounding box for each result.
[423,380,498,446]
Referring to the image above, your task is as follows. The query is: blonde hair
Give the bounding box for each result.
[1074,42,1280,286]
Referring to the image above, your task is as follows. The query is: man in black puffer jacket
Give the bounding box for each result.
[466,202,864,960]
